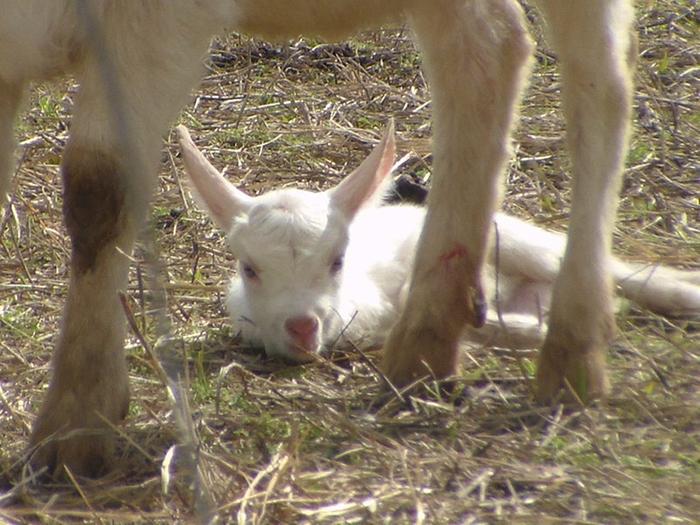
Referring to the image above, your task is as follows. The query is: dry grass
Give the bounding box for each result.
[1,1,699,523]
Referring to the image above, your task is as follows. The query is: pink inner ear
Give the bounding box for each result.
[177,125,253,231]
[330,120,396,219]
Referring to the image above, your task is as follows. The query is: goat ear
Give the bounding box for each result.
[329,120,396,219]
[177,125,253,231]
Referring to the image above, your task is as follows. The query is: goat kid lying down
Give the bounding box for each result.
[178,124,700,363]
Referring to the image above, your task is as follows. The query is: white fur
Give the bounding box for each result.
[178,125,700,362]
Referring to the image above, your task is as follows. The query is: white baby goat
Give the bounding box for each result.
[178,124,700,362]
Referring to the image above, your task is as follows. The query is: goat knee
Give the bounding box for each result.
[62,145,134,272]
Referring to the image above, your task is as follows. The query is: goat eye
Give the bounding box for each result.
[330,255,344,274]
[242,264,258,280]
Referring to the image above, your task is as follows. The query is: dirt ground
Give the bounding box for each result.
[1,2,698,523]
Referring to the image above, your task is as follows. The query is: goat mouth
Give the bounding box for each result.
[281,342,319,363]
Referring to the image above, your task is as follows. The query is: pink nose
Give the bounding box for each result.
[284,316,319,349]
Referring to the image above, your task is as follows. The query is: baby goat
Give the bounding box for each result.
[178,124,700,362]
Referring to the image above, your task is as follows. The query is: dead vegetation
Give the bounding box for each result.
[1,1,698,523]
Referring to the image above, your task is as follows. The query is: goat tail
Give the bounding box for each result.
[612,258,700,317]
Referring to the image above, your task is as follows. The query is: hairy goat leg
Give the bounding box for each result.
[28,20,212,477]
[28,143,136,476]
[381,0,534,385]
[534,0,635,402]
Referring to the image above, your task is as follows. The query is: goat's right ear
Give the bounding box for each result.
[329,120,396,219]
[177,125,253,231]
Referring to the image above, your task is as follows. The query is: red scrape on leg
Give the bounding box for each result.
[438,244,469,266]
[434,243,487,328]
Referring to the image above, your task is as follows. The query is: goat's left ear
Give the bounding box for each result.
[177,125,254,232]
[329,120,396,219]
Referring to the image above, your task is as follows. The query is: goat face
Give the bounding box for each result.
[177,123,396,361]
[227,190,352,360]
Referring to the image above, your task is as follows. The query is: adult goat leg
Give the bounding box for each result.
[28,142,136,477]
[28,20,211,476]
[381,0,533,385]
[535,0,635,402]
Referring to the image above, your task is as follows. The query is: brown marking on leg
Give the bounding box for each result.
[438,244,469,265]
[62,146,127,274]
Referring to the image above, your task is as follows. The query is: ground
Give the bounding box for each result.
[1,1,698,523]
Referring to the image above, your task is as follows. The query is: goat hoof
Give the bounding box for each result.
[28,387,129,479]
[29,431,116,479]
[380,323,460,388]
[535,334,609,404]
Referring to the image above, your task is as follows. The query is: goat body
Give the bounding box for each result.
[1,0,672,477]
[178,125,700,362]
